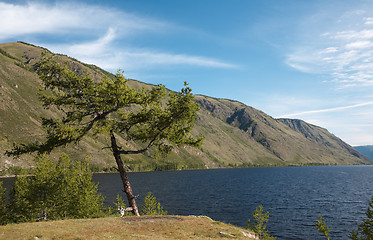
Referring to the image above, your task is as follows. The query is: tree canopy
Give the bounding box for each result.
[7,55,202,157]
[6,53,203,216]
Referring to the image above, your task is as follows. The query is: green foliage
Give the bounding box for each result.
[140,192,167,216]
[246,205,276,240]
[0,166,28,176]
[6,154,104,223]
[0,181,8,225]
[350,197,373,240]
[113,194,131,217]
[315,215,330,240]
[6,54,202,157]
[5,51,202,217]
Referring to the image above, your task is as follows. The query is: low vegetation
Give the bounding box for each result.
[140,192,168,216]
[0,215,259,240]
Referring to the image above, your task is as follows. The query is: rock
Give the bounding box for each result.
[242,231,259,239]
[219,231,236,237]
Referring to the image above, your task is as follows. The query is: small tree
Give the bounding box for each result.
[6,54,202,216]
[246,205,276,240]
[140,192,167,216]
[7,154,104,222]
[315,215,330,240]
[350,197,373,240]
[113,194,131,217]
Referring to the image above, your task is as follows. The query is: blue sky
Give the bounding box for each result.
[1,0,373,146]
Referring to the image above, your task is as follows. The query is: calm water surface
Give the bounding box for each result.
[2,166,373,239]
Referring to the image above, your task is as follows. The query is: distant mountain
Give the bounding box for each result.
[354,145,373,162]
[0,42,370,171]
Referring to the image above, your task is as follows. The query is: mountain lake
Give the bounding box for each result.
[1,165,373,239]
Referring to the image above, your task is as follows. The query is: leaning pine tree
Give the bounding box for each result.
[7,54,203,216]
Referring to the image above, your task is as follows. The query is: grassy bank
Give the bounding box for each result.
[0,215,257,240]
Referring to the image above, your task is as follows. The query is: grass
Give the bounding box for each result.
[0,215,257,240]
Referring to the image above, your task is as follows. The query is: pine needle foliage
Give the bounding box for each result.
[140,192,167,216]
[6,53,203,157]
[5,53,203,215]
[315,215,330,240]
[6,154,104,223]
[113,194,131,217]
[246,205,276,240]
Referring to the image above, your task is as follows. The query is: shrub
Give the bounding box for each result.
[246,205,276,240]
[113,194,131,217]
[6,154,104,223]
[140,192,167,216]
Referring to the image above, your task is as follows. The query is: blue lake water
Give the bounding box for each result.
[2,165,373,239]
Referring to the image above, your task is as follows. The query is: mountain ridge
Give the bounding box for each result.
[354,145,373,162]
[0,41,370,171]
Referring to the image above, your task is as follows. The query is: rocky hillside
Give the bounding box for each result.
[0,42,370,171]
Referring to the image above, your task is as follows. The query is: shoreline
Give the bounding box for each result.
[1,163,372,179]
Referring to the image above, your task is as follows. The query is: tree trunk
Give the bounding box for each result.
[110,132,140,216]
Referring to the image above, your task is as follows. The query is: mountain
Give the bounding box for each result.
[354,145,373,162]
[0,42,370,171]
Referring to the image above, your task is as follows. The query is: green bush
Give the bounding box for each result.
[6,154,104,223]
[113,194,131,217]
[140,192,167,216]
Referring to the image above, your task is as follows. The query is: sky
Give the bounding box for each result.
[1,0,373,146]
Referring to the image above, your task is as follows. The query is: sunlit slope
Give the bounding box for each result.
[0,42,369,171]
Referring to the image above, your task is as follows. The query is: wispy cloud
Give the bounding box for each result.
[286,7,373,89]
[0,1,167,40]
[276,99,373,146]
[279,101,373,118]
[1,1,238,71]
[46,29,239,71]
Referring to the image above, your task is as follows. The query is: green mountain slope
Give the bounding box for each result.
[0,42,370,171]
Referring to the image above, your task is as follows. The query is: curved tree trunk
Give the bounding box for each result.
[110,132,140,216]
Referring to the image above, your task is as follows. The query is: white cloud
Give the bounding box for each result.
[277,100,373,146]
[66,28,117,56]
[279,101,373,118]
[345,40,373,49]
[365,17,373,25]
[286,7,373,89]
[46,29,238,72]
[0,1,169,40]
[2,1,237,71]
